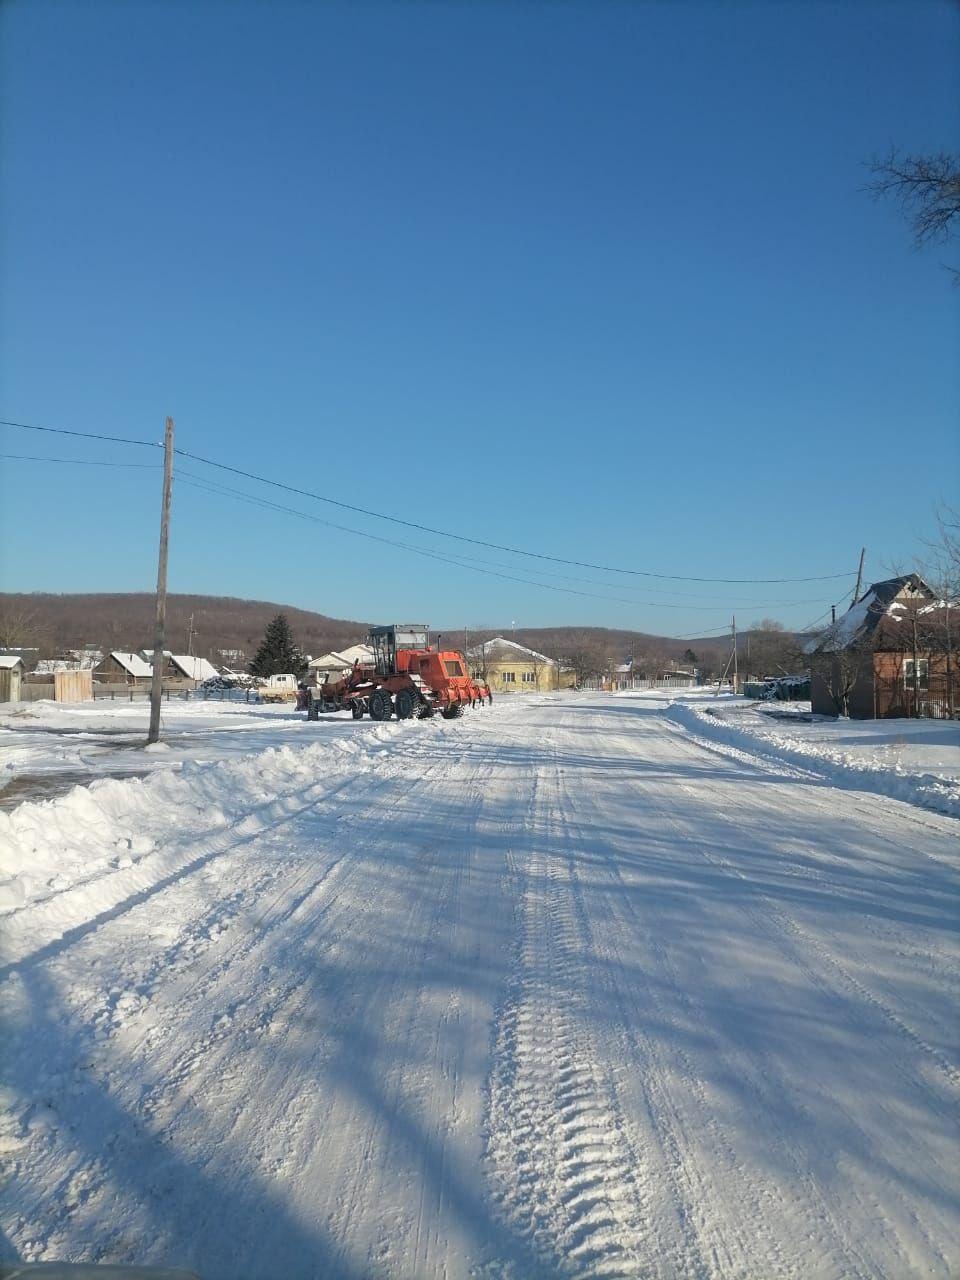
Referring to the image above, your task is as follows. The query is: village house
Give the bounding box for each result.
[33,649,103,676]
[467,636,575,693]
[94,651,153,686]
[141,651,219,686]
[307,643,375,684]
[806,574,957,719]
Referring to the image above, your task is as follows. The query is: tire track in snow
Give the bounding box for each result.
[9,737,461,1263]
[619,717,954,1276]
[484,749,656,1278]
[556,747,866,1280]
[666,777,960,1261]
[550,759,759,1280]
[664,751,960,1099]
[131,742,458,1129]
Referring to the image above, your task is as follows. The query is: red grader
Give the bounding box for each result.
[307,624,492,722]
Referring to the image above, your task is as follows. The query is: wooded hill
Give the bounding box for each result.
[1,593,795,677]
[0,593,369,663]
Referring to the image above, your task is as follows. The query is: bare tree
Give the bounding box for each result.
[0,604,49,654]
[921,508,958,713]
[819,644,869,718]
[866,149,960,278]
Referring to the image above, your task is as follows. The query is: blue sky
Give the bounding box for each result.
[1,0,957,638]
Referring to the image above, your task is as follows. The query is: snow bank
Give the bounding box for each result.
[667,698,960,819]
[0,725,404,967]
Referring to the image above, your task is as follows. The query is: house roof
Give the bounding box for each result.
[107,651,153,677]
[308,644,374,669]
[0,655,24,670]
[804,574,941,654]
[34,659,83,675]
[466,636,556,665]
[169,655,219,681]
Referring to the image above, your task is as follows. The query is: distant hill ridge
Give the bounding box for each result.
[0,592,732,666]
[0,593,369,663]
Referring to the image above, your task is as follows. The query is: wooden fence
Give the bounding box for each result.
[54,669,93,702]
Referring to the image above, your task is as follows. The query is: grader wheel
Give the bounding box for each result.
[369,688,393,721]
[395,688,419,720]
[441,701,465,719]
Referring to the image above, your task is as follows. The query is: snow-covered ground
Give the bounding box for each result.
[0,698,309,810]
[661,689,960,818]
[1,692,958,1277]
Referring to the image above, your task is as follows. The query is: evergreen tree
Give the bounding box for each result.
[249,613,306,678]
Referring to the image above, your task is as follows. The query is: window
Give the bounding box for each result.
[501,671,516,683]
[521,671,536,683]
[903,659,929,689]
[444,660,464,677]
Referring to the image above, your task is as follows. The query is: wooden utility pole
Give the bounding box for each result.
[852,547,866,605]
[148,417,175,745]
[732,615,738,694]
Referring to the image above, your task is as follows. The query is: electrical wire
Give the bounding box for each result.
[175,445,857,585]
[0,416,856,586]
[177,470,840,617]
[179,470,832,610]
[0,452,161,469]
[0,418,160,449]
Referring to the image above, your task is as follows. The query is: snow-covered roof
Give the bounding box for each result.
[804,575,940,655]
[169,655,219,682]
[107,651,153,677]
[64,649,102,667]
[308,644,374,670]
[0,654,24,670]
[466,636,556,665]
[34,659,81,675]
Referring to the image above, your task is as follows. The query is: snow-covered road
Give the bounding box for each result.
[2,694,958,1277]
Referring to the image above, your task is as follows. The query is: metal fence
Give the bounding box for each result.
[874,674,957,720]
[91,684,259,703]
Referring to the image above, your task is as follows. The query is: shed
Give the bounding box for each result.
[0,655,24,703]
[95,652,154,686]
[168,654,219,684]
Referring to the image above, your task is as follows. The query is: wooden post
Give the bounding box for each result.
[912,615,921,719]
[148,417,174,745]
[732,616,738,694]
[852,547,866,605]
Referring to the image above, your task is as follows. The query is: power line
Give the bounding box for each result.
[0,416,856,585]
[175,445,857,585]
[0,418,159,449]
[673,606,836,641]
[177,470,840,616]
[0,452,160,469]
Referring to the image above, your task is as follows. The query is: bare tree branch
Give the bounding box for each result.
[866,148,960,281]
[866,148,960,244]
